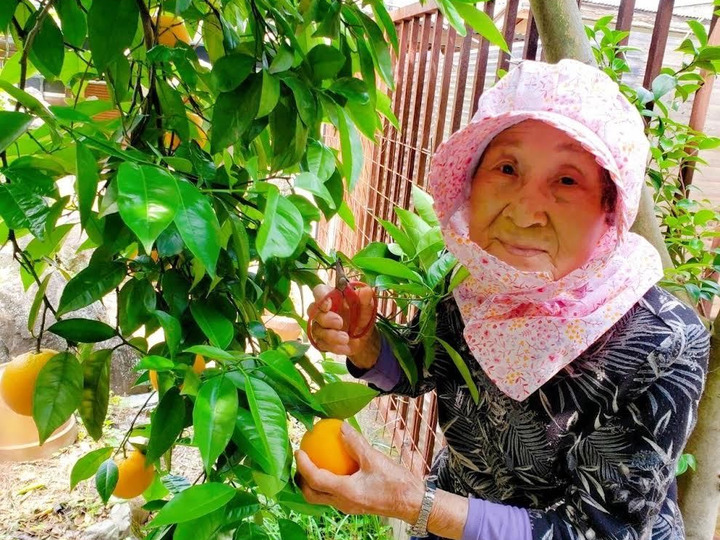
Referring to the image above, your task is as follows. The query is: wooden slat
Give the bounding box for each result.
[391,0,438,23]
[417,11,445,187]
[642,0,675,90]
[432,25,457,151]
[422,392,439,474]
[615,0,637,47]
[389,18,421,219]
[523,9,539,60]
[450,24,474,133]
[497,0,520,77]
[470,0,496,116]
[402,13,435,195]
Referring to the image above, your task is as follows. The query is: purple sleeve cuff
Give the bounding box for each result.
[461,497,532,540]
[345,335,403,391]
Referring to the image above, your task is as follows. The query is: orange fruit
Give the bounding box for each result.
[113,450,155,499]
[156,13,191,47]
[0,349,58,416]
[299,418,359,476]
[149,354,206,391]
[163,112,207,151]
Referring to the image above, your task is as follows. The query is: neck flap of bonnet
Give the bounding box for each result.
[427,59,663,401]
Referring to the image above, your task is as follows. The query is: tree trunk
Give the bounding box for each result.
[529,0,719,536]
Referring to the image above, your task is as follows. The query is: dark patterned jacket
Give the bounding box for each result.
[377,285,709,540]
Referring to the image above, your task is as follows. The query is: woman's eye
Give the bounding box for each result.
[500,164,515,175]
[559,176,577,186]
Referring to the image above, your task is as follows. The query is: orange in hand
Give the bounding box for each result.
[0,349,58,416]
[300,418,359,476]
[113,450,155,499]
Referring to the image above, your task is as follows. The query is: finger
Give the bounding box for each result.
[313,310,345,330]
[340,422,374,469]
[312,284,336,311]
[295,450,343,493]
[311,327,352,356]
[354,286,377,332]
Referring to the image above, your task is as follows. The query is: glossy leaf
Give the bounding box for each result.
[307,44,346,80]
[183,345,237,363]
[0,182,49,240]
[190,302,234,349]
[243,376,289,477]
[48,318,116,343]
[146,387,185,463]
[294,172,335,209]
[95,458,119,504]
[258,350,319,409]
[233,523,270,540]
[278,519,307,540]
[0,111,32,153]
[334,107,363,190]
[149,483,237,527]
[135,356,175,371]
[257,70,280,117]
[117,163,180,255]
[193,377,238,473]
[57,261,126,316]
[70,446,113,490]
[26,10,64,77]
[27,273,51,335]
[211,74,262,154]
[450,0,509,52]
[87,0,139,72]
[174,181,221,278]
[0,1,18,31]
[305,140,336,182]
[256,185,304,261]
[353,256,423,283]
[313,381,378,419]
[78,349,112,440]
[56,0,87,48]
[118,279,157,335]
[33,352,83,444]
[155,311,182,358]
[212,53,255,92]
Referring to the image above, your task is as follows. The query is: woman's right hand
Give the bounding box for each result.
[307,283,381,370]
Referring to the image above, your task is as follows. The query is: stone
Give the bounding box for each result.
[109,502,132,538]
[80,520,120,540]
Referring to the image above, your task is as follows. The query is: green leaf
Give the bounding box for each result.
[269,44,294,74]
[28,273,51,335]
[0,111,32,153]
[355,9,394,88]
[193,377,238,474]
[0,0,18,32]
[183,345,237,363]
[70,447,113,490]
[652,73,677,99]
[334,107,363,190]
[157,80,189,142]
[243,376,289,477]
[0,182,50,240]
[233,523,270,539]
[427,252,458,290]
[146,387,186,463]
[377,218,415,258]
[117,162,180,255]
[212,53,255,92]
[149,483,237,527]
[395,207,431,249]
[307,44,346,80]
[155,311,182,358]
[305,140,336,182]
[33,352,83,444]
[313,381,378,418]
[448,265,469,292]
[436,0,466,36]
[329,77,370,104]
[57,261,126,316]
[190,302,234,349]
[437,338,479,404]
[174,181,221,278]
[0,80,59,142]
[48,319,116,343]
[258,350,319,409]
[135,355,175,371]
[26,10,65,77]
[256,185,304,261]
[278,519,307,540]
[211,74,263,154]
[76,142,99,229]
[280,74,317,127]
[257,70,280,117]
[294,172,335,209]
[87,0,139,72]
[57,0,87,48]
[353,256,424,283]
[78,349,112,440]
[173,508,225,540]
[95,458,119,504]
[450,0,509,52]
[687,20,709,47]
[411,185,440,227]
[118,279,156,335]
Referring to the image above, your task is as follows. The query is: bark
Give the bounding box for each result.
[529,0,719,536]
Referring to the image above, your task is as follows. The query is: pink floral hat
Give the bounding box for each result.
[427,59,663,401]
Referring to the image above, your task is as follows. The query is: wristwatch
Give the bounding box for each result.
[408,479,437,538]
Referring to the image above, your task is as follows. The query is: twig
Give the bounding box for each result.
[114,391,156,459]
[17,0,58,103]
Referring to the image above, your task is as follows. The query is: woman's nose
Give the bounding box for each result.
[502,181,549,228]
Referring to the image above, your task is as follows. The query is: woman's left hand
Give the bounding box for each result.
[294,422,424,523]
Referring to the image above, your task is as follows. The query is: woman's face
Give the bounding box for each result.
[468,120,610,279]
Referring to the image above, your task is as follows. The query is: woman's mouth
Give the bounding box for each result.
[497,239,546,257]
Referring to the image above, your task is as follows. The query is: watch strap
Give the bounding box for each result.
[408,479,437,538]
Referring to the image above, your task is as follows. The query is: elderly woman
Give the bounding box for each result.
[295,59,709,539]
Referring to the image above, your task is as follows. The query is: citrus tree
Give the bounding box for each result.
[0,0,506,537]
